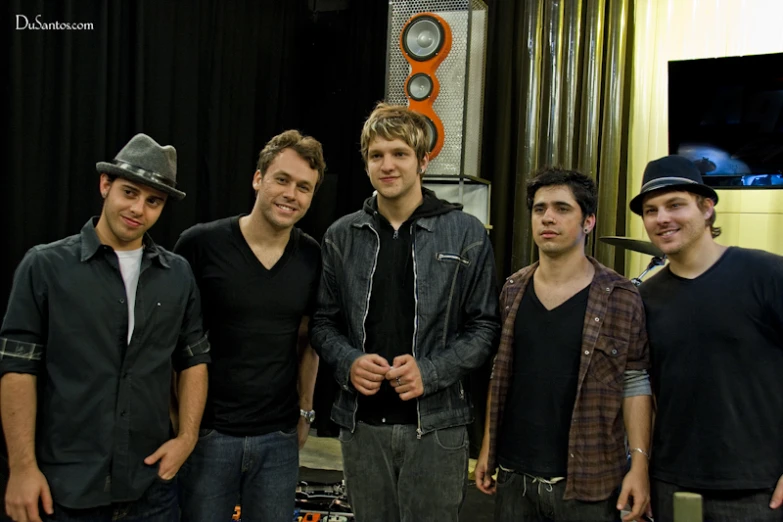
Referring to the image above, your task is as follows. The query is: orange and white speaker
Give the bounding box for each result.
[400,13,452,159]
[386,0,488,177]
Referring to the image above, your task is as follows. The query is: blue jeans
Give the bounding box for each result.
[42,478,177,521]
[178,427,299,522]
[494,469,620,522]
[340,422,469,522]
[651,478,783,522]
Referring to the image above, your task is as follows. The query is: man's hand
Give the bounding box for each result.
[617,466,650,522]
[5,465,53,522]
[386,355,424,401]
[350,354,390,396]
[143,435,196,481]
[474,445,496,495]
[770,474,783,509]
[297,416,310,450]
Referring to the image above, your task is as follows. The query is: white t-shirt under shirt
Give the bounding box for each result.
[116,247,144,344]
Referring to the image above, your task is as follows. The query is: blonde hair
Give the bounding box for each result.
[360,103,430,166]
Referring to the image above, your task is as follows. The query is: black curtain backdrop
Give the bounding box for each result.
[5,0,387,273]
[4,0,516,451]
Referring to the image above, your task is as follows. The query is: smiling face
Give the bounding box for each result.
[531,184,594,258]
[252,147,318,232]
[95,174,167,251]
[641,189,714,257]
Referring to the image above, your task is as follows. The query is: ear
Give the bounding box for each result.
[252,170,263,191]
[583,214,597,234]
[702,198,716,220]
[99,173,112,198]
[418,154,430,175]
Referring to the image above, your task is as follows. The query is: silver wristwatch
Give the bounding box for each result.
[300,409,315,423]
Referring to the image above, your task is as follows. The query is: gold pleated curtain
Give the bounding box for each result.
[625,0,783,278]
[484,0,633,274]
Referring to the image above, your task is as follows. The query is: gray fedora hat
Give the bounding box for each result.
[96,133,186,200]
[629,155,718,215]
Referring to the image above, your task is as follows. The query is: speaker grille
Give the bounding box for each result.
[386,0,487,176]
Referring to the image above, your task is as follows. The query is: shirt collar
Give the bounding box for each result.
[79,217,170,268]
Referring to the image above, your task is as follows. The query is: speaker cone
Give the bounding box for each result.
[406,73,433,101]
[402,15,445,61]
[422,116,438,152]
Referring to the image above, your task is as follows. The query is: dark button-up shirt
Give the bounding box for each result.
[488,258,649,501]
[0,218,210,509]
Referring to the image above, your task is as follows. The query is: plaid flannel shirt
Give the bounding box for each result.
[488,257,649,501]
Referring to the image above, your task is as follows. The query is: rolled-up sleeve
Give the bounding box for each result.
[172,268,210,372]
[623,369,651,397]
[0,249,47,376]
[625,297,650,372]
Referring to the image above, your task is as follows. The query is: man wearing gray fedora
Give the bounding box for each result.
[0,133,210,522]
[631,155,783,521]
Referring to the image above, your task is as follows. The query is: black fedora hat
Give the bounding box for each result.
[96,133,186,200]
[629,155,718,215]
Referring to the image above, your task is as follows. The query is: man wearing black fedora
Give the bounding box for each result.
[632,155,783,521]
[0,133,210,522]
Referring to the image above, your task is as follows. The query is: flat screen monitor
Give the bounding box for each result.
[668,52,783,188]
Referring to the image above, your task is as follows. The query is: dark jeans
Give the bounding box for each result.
[178,427,299,522]
[43,478,177,521]
[340,422,469,522]
[651,478,783,522]
[494,469,620,522]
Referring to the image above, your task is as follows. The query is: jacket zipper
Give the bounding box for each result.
[436,253,470,265]
[411,223,423,439]
[354,223,381,432]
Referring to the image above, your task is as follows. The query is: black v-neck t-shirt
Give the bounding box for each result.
[641,247,783,489]
[175,216,321,435]
[498,280,590,476]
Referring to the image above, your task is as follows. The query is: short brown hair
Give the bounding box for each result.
[526,167,597,220]
[256,130,326,190]
[360,103,430,166]
[695,194,722,238]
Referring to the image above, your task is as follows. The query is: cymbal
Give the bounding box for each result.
[599,236,664,257]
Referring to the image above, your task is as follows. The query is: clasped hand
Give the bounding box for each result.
[350,354,424,401]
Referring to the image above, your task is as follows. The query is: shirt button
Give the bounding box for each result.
[509,280,514,284]
[381,418,386,423]
[570,453,575,458]
[123,372,129,379]
[584,350,590,355]
[611,349,618,355]
[505,306,510,310]
[605,287,611,292]
[594,317,600,322]
[120,410,127,417]
[119,298,125,304]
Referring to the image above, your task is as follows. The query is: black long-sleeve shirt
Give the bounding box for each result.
[0,218,210,509]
